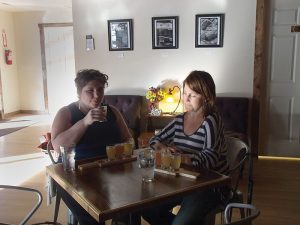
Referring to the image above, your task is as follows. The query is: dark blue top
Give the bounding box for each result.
[68,102,122,160]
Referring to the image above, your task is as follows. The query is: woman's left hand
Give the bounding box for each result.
[181,153,193,165]
[167,144,183,154]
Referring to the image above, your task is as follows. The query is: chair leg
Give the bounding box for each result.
[239,207,245,219]
[67,209,79,225]
[54,190,61,223]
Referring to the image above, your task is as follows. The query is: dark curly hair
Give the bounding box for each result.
[75,69,108,95]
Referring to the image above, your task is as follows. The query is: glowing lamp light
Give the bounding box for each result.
[165,94,175,103]
[159,85,181,115]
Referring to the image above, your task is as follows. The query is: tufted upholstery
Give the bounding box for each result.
[103,95,146,144]
[103,95,251,148]
[216,97,250,144]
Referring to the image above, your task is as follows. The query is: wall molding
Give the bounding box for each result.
[4,110,48,118]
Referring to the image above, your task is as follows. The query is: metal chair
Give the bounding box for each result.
[205,137,251,225]
[46,140,78,225]
[0,185,42,225]
[224,203,260,225]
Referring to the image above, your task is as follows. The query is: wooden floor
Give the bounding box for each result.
[0,114,299,225]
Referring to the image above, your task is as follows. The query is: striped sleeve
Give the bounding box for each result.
[149,119,176,147]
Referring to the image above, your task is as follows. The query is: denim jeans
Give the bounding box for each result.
[142,189,221,225]
[172,189,221,225]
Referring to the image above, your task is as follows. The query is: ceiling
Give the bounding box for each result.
[0,0,71,12]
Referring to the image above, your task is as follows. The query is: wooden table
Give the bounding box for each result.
[46,159,230,223]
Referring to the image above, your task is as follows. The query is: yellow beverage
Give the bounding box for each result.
[124,142,133,157]
[115,144,125,159]
[171,153,181,171]
[106,145,116,160]
[161,152,172,169]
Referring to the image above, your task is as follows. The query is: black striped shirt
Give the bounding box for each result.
[150,112,229,175]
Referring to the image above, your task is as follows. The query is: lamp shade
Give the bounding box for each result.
[159,85,181,114]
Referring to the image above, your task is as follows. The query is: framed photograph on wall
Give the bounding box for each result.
[108,19,133,51]
[195,14,224,47]
[152,16,178,49]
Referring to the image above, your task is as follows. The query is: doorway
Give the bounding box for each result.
[39,23,77,116]
[265,0,300,157]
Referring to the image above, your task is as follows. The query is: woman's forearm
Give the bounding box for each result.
[52,119,88,151]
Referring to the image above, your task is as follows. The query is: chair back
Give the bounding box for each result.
[226,137,249,193]
[47,140,61,165]
[0,185,42,225]
[224,203,260,225]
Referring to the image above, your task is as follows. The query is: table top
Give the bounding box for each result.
[46,159,230,222]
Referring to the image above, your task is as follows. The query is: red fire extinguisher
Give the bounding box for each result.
[5,49,12,65]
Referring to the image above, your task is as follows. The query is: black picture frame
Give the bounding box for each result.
[152,16,178,49]
[108,19,133,51]
[195,14,224,48]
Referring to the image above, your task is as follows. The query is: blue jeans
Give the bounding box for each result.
[172,189,221,225]
[142,189,221,225]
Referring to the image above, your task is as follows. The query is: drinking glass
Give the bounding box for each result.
[115,143,124,159]
[106,145,116,160]
[161,150,172,170]
[124,142,133,157]
[171,152,181,171]
[138,149,155,182]
[60,144,76,171]
[155,150,161,168]
[100,105,107,117]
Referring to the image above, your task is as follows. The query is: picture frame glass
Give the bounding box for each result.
[108,19,133,51]
[196,14,224,47]
[152,17,178,49]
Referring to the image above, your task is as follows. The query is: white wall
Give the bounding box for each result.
[73,0,257,97]
[0,8,72,114]
[0,10,20,114]
[13,9,73,111]
[13,12,45,111]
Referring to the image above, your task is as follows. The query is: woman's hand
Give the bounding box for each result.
[180,153,193,166]
[83,108,107,126]
[153,142,168,152]
[167,144,184,154]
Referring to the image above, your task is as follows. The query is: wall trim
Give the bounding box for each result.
[4,110,48,118]
[38,22,73,113]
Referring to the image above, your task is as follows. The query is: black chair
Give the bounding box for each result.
[204,137,252,225]
[0,185,42,225]
[224,203,260,225]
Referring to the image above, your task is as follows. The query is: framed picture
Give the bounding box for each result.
[195,14,224,47]
[152,16,178,49]
[107,19,133,51]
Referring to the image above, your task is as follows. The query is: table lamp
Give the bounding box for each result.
[164,85,181,115]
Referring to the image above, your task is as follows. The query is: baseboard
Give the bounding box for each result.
[20,110,48,115]
[3,110,22,118]
[4,110,48,118]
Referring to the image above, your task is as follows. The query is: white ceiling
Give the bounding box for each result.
[0,0,71,12]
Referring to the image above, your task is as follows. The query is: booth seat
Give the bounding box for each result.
[103,95,148,146]
[103,95,251,148]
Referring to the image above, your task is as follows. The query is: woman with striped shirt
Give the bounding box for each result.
[142,70,229,225]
